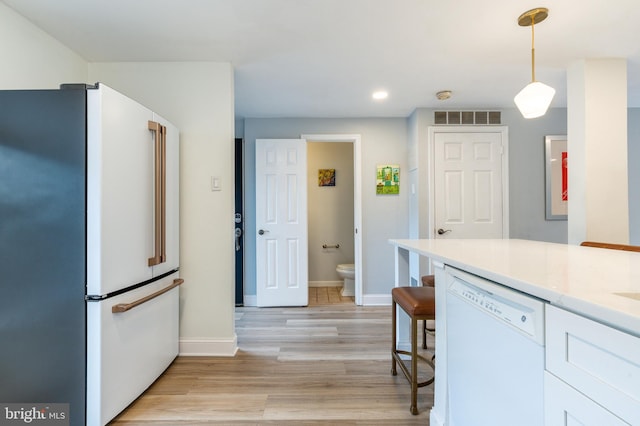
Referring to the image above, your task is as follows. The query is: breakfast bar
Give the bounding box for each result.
[390,238,640,426]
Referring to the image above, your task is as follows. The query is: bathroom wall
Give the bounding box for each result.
[307,142,355,286]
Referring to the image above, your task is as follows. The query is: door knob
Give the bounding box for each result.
[258,229,269,235]
[437,228,452,235]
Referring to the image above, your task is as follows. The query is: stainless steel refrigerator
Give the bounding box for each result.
[0,83,182,426]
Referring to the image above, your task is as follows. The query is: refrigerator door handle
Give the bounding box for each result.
[148,120,167,266]
[112,278,184,313]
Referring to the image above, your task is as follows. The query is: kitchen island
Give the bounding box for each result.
[390,238,640,426]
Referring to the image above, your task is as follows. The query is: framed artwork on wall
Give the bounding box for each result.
[376,164,400,195]
[545,135,568,220]
[318,169,336,186]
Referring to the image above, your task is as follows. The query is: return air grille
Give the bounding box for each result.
[434,111,501,125]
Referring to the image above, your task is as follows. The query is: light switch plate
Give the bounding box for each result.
[211,176,222,191]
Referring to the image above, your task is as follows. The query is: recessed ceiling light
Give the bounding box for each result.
[372,91,388,100]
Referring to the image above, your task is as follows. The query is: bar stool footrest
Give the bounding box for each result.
[391,349,435,388]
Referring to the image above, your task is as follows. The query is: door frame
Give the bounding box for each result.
[302,134,363,306]
[234,138,244,306]
[427,126,510,240]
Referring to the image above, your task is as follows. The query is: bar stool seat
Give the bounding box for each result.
[391,286,435,415]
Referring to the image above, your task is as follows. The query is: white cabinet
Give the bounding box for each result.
[545,305,640,425]
[544,372,628,425]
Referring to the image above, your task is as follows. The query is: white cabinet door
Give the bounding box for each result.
[255,139,308,307]
[87,85,155,295]
[544,372,629,426]
[545,305,640,424]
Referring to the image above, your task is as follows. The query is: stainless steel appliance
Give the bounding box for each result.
[0,83,181,426]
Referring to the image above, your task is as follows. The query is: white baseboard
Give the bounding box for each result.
[309,280,343,287]
[179,336,238,357]
[361,293,392,306]
[243,295,257,307]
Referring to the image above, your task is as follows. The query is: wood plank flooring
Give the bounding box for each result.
[110,290,434,425]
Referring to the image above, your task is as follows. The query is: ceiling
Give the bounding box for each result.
[4,0,640,118]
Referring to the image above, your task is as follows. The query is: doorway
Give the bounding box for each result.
[253,135,363,307]
[302,134,363,305]
[307,141,354,302]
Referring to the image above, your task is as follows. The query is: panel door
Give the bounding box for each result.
[434,131,504,239]
[255,139,308,307]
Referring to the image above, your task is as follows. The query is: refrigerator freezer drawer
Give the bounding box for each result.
[86,272,180,426]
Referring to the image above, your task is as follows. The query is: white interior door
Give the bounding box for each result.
[255,139,308,307]
[432,129,508,239]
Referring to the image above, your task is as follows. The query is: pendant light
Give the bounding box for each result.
[514,7,555,119]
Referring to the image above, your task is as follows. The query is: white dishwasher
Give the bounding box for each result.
[445,266,545,426]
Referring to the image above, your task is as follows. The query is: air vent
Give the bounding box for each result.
[435,111,501,125]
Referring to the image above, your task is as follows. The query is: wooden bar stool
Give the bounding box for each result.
[421,275,435,349]
[391,286,436,415]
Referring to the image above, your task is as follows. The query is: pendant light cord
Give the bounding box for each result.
[531,14,536,82]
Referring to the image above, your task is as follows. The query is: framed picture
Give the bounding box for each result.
[318,169,336,186]
[376,164,400,195]
[545,135,568,220]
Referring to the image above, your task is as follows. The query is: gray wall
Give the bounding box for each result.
[507,106,640,244]
[503,108,568,243]
[241,108,640,302]
[242,118,409,300]
[408,107,569,244]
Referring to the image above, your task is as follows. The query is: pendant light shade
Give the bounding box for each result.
[514,8,555,119]
[514,81,556,119]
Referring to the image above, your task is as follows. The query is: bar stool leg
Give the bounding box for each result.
[410,317,418,415]
[391,300,397,376]
[423,320,427,349]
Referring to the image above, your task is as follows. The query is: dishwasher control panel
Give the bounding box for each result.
[448,278,538,339]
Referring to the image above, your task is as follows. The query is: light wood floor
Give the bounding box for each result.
[110,288,434,425]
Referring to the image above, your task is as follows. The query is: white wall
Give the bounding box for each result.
[0,3,87,88]
[629,109,640,245]
[88,62,236,355]
[307,142,354,284]
[2,2,237,354]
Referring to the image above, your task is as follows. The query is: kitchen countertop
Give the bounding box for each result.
[389,238,640,337]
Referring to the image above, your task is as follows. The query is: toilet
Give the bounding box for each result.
[336,263,355,297]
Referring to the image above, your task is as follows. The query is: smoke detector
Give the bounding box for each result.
[436,90,452,101]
